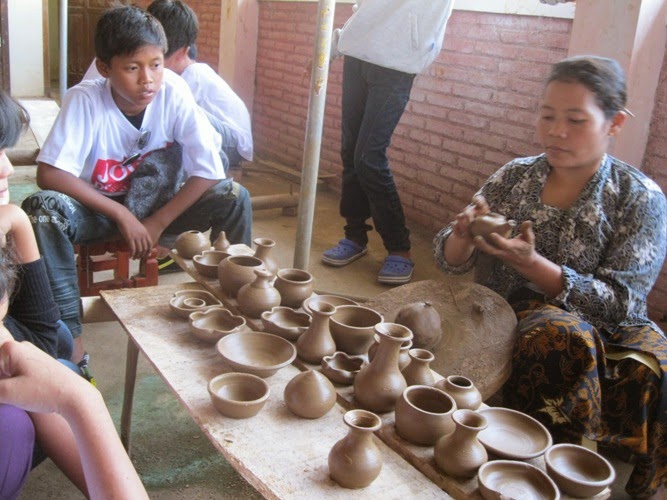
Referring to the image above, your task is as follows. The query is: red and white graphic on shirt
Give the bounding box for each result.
[90,158,139,195]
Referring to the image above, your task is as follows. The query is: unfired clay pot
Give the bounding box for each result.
[329,305,383,355]
[394,385,456,446]
[283,370,336,419]
[237,268,282,319]
[394,301,442,350]
[212,231,231,251]
[401,348,436,386]
[328,409,383,489]
[434,409,488,478]
[274,268,314,308]
[368,335,412,371]
[296,301,337,364]
[253,237,279,277]
[218,255,265,297]
[469,212,513,241]
[435,375,483,411]
[174,230,210,259]
[353,322,413,413]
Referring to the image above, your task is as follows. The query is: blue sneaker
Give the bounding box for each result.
[322,238,368,267]
[377,255,414,285]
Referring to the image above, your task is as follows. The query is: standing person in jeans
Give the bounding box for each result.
[22,5,251,366]
[321,0,455,285]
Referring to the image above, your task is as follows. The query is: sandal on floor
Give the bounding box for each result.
[377,255,414,285]
[322,238,368,267]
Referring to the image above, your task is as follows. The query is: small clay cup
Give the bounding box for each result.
[208,372,270,419]
[274,268,314,308]
[329,305,383,355]
[394,385,457,446]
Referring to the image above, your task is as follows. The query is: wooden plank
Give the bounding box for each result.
[101,283,450,499]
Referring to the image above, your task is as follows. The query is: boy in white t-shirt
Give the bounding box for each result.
[22,5,252,364]
[147,0,253,168]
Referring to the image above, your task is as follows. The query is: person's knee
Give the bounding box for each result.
[20,190,65,217]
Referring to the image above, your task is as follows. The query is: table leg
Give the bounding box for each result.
[120,338,139,453]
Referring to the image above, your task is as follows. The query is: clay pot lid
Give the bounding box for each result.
[478,460,560,500]
[215,331,297,378]
[169,290,223,318]
[544,443,615,498]
[477,407,552,459]
[188,307,247,343]
[193,250,230,278]
[321,351,367,385]
[260,306,311,341]
[207,372,270,419]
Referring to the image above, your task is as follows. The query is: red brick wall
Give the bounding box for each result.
[254,2,667,321]
[135,0,221,70]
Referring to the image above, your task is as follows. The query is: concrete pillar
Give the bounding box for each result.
[218,0,259,115]
[568,0,667,167]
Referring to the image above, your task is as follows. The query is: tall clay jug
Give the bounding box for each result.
[296,301,337,363]
[253,237,279,277]
[212,231,231,251]
[237,268,281,319]
[354,322,413,413]
[328,409,383,489]
[434,409,488,478]
[401,348,435,386]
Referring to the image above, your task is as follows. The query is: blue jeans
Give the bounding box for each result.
[340,56,415,252]
[21,180,251,338]
[205,110,244,171]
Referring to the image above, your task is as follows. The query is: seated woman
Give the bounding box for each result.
[434,55,666,498]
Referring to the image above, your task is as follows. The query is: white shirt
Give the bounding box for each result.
[181,63,253,161]
[38,71,224,197]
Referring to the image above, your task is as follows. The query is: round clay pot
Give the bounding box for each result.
[253,237,279,277]
[283,370,336,419]
[401,348,435,386]
[435,375,483,411]
[237,268,282,319]
[296,301,337,364]
[274,268,314,308]
[218,255,265,297]
[469,212,513,242]
[368,335,412,371]
[328,409,383,489]
[329,305,383,355]
[353,322,412,413]
[394,301,442,350]
[212,231,231,251]
[174,230,210,259]
[435,409,488,478]
[394,385,456,446]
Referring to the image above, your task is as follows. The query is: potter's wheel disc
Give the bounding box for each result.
[365,279,517,400]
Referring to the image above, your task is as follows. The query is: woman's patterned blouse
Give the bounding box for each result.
[433,154,667,333]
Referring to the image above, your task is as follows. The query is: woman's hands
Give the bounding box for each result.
[452,195,490,241]
[473,220,537,271]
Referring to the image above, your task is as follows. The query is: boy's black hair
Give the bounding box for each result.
[147,0,199,60]
[94,5,168,65]
[0,90,29,151]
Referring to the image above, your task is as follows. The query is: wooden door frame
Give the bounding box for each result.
[0,0,10,92]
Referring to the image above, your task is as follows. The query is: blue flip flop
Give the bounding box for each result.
[377,255,414,285]
[322,238,368,267]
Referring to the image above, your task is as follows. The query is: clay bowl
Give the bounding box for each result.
[478,407,552,459]
[169,290,223,318]
[321,351,366,385]
[216,331,297,378]
[394,385,457,446]
[302,294,358,314]
[544,443,615,498]
[193,250,230,278]
[478,460,560,500]
[188,307,247,343]
[260,306,311,341]
[207,372,270,419]
[329,305,383,355]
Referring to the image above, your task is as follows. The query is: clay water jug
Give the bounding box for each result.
[296,301,337,363]
[435,375,483,411]
[237,268,281,319]
[174,230,210,259]
[354,322,413,413]
[212,231,231,251]
[328,409,383,489]
[368,335,412,371]
[434,409,488,478]
[253,237,279,277]
[284,370,336,419]
[401,348,435,386]
[218,255,264,297]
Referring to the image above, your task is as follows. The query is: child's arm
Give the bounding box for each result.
[37,163,154,258]
[0,205,40,263]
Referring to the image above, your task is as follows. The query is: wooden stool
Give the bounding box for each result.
[76,241,158,297]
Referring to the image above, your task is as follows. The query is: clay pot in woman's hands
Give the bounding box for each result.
[469,213,514,241]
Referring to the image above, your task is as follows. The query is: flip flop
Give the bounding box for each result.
[322,238,368,267]
[377,255,414,285]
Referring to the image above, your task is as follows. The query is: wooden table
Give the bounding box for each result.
[101,249,610,499]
